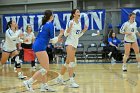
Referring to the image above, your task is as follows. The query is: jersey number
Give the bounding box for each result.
[76,30,80,34]
[39,26,43,32]
[131,28,134,32]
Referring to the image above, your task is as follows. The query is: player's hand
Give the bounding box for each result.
[67,22,73,33]
[70,22,74,29]
[83,25,88,33]
[18,33,24,38]
[59,29,64,36]
[127,32,132,35]
[97,30,100,35]
[58,38,63,43]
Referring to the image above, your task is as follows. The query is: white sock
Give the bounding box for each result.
[41,83,48,86]
[108,52,112,56]
[70,77,74,83]
[58,74,63,79]
[28,78,34,84]
[112,57,116,61]
[123,63,126,66]
[18,72,22,75]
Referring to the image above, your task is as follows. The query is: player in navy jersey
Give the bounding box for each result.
[23,10,64,92]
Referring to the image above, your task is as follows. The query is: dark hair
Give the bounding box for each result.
[6,20,12,30]
[109,31,117,39]
[42,10,53,25]
[108,30,116,38]
[70,9,78,20]
[108,29,113,38]
[129,12,136,17]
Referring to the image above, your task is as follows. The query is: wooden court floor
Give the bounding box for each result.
[0,63,140,93]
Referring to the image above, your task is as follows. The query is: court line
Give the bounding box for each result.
[102,64,137,86]
[0,71,75,93]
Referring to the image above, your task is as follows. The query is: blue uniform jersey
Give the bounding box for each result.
[108,37,121,46]
[33,22,55,52]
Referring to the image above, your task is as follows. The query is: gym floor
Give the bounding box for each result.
[0,63,140,93]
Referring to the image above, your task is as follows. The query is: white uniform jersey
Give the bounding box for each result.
[23,32,35,44]
[3,28,22,52]
[120,21,138,42]
[64,20,84,48]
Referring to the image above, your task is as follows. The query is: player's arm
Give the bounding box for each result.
[136,31,140,37]
[78,25,88,38]
[135,23,140,37]
[120,23,132,35]
[64,21,73,37]
[108,38,117,47]
[6,30,22,40]
[17,38,23,43]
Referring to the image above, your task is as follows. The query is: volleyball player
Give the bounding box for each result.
[23,10,64,92]
[0,20,26,79]
[56,9,88,88]
[120,12,140,71]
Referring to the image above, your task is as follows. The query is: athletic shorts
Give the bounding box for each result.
[3,49,16,53]
[32,40,47,53]
[2,46,17,53]
[124,41,135,44]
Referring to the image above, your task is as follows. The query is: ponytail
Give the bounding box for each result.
[70,9,78,20]
[42,10,53,25]
[6,20,12,30]
[70,15,74,20]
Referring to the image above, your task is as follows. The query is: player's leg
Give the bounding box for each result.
[56,46,69,84]
[0,51,10,69]
[131,42,140,68]
[11,50,27,79]
[67,45,79,88]
[23,51,55,92]
[122,43,131,71]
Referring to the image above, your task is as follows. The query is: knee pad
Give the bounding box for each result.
[63,63,68,68]
[123,54,128,62]
[39,68,47,75]
[15,55,20,64]
[15,62,21,68]
[69,62,76,68]
[14,55,21,68]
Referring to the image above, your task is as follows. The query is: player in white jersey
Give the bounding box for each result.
[120,13,140,71]
[56,9,88,88]
[0,20,26,79]
[65,20,83,48]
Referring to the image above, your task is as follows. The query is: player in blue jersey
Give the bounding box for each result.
[23,10,64,92]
